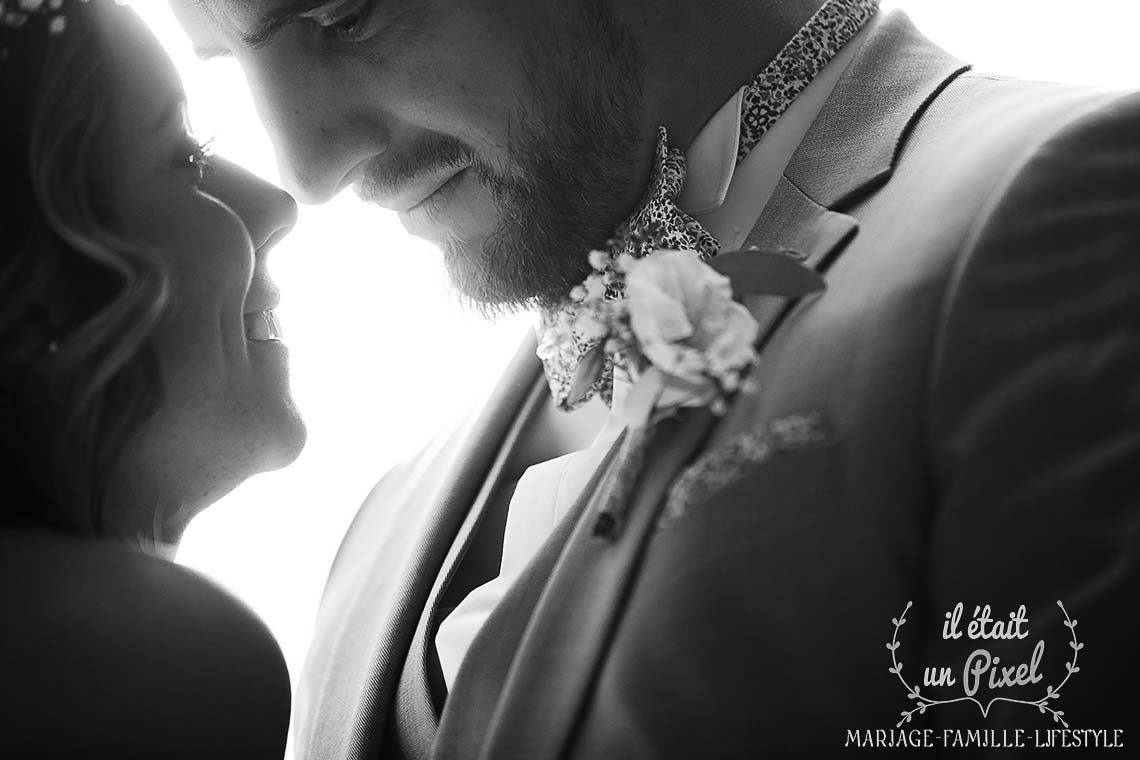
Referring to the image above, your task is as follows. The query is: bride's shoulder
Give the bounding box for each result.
[0,527,290,760]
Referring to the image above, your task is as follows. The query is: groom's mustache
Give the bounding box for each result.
[355,135,475,213]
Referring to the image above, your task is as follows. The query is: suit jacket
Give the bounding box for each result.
[297,12,1140,758]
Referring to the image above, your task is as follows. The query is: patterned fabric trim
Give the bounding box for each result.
[738,0,880,161]
[657,411,833,530]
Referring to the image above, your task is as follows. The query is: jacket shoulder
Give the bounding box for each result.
[928,87,1140,478]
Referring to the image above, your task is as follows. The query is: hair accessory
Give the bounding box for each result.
[0,0,78,32]
[1,0,85,62]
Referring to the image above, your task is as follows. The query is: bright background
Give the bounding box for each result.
[133,0,1140,735]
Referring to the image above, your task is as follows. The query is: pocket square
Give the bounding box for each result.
[658,411,834,530]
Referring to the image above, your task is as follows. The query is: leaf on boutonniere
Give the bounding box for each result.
[709,246,826,299]
[568,342,606,405]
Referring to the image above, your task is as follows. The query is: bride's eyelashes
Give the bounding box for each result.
[302,0,378,42]
[172,136,216,186]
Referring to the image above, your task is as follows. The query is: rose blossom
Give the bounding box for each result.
[623,249,759,409]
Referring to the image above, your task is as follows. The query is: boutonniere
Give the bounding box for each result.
[537,246,826,429]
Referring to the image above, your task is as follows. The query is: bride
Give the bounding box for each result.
[1,1,304,756]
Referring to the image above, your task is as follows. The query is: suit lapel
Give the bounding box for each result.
[737,10,969,349]
[296,336,543,760]
[432,428,630,760]
[785,10,970,209]
[432,12,972,760]
[390,375,550,759]
[741,175,859,349]
[473,412,715,760]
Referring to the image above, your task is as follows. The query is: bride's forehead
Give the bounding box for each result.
[99,5,180,88]
[92,4,183,125]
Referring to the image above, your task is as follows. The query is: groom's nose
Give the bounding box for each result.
[243,54,388,205]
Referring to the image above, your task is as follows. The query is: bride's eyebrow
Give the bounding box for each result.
[153,98,189,133]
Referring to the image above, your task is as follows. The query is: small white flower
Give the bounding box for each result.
[573,311,609,341]
[588,250,611,272]
[583,272,607,301]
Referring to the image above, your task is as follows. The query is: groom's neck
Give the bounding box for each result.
[628,0,828,151]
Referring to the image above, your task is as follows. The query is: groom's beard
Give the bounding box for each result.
[441,0,646,316]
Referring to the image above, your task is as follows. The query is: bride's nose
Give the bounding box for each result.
[208,157,298,254]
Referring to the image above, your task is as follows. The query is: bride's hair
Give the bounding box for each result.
[0,2,169,534]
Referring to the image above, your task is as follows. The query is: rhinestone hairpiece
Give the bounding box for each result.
[0,0,90,62]
[0,0,78,33]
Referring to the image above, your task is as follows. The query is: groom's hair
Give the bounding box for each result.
[0,0,168,536]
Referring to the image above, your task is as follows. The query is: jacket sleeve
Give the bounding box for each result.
[923,91,1140,745]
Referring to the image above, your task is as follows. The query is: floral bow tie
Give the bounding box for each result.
[537,0,879,412]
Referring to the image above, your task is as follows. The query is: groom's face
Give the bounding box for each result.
[172,0,650,312]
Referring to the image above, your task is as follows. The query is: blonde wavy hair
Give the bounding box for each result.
[0,1,169,534]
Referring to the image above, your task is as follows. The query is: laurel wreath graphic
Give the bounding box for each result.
[888,600,1082,729]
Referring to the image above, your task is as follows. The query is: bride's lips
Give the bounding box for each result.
[244,309,283,342]
[244,285,283,343]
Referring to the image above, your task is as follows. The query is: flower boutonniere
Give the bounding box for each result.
[538,246,825,429]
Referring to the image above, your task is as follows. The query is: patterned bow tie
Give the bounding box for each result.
[538,0,879,412]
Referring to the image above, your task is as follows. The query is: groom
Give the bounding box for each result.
[173,0,1140,755]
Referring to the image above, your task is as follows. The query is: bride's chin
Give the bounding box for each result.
[158,412,305,544]
[245,342,307,468]
[260,403,307,472]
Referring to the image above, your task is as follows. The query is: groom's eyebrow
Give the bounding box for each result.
[194,44,231,60]
[241,0,317,49]
[190,0,316,58]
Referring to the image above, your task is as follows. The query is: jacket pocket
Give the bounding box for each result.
[658,410,841,531]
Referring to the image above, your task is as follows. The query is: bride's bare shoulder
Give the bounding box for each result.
[0,527,290,760]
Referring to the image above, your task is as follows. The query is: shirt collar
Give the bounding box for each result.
[676,9,881,218]
[676,86,746,216]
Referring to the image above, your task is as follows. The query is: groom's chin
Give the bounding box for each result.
[438,241,532,320]
[438,228,599,319]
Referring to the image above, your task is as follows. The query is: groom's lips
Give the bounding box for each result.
[403,167,470,215]
[396,168,475,239]
[358,163,469,214]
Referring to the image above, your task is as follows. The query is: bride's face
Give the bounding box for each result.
[99,9,305,541]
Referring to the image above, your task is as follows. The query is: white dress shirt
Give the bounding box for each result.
[435,15,877,691]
